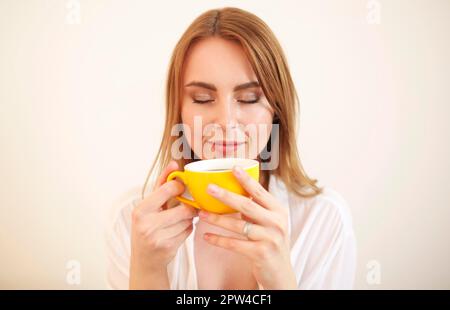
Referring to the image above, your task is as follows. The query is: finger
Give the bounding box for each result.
[157,203,198,228]
[206,184,274,227]
[139,180,185,213]
[203,233,259,260]
[232,165,279,210]
[169,224,194,248]
[135,204,196,234]
[199,211,268,241]
[155,219,193,240]
[155,160,179,188]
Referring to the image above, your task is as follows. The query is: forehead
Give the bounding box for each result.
[182,37,258,89]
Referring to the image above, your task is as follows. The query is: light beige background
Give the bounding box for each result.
[1,0,449,289]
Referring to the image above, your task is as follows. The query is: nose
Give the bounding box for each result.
[213,96,240,130]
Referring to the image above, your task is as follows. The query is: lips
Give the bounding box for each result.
[208,141,245,154]
[214,141,244,147]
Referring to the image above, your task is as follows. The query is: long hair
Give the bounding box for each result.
[141,7,321,200]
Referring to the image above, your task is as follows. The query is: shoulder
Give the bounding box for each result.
[304,187,353,233]
[106,191,143,289]
[269,176,353,237]
[106,191,143,255]
[287,187,357,289]
[111,195,140,232]
[285,184,354,239]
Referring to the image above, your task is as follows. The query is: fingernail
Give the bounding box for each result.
[233,165,244,177]
[207,184,220,195]
[203,233,210,240]
[199,210,209,219]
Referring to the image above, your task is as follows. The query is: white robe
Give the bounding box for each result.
[106,174,357,289]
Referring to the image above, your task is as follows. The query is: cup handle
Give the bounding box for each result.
[166,171,201,210]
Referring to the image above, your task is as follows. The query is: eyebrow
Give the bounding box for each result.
[184,81,260,92]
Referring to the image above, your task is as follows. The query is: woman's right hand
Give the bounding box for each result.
[129,160,198,289]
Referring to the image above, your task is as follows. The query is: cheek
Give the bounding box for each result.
[240,99,273,120]
[181,102,212,157]
[240,103,274,131]
[181,100,215,123]
[239,104,274,156]
[180,106,194,147]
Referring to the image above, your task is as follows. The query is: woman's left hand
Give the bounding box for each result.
[199,165,297,290]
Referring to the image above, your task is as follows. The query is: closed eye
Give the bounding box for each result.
[193,99,214,104]
[238,98,259,104]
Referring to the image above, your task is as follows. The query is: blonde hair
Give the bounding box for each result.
[141,7,321,200]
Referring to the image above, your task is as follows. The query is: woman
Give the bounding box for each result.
[107,7,356,290]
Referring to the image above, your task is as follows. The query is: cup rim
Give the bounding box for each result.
[184,158,259,173]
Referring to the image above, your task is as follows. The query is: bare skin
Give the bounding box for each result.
[130,37,296,290]
[180,37,290,289]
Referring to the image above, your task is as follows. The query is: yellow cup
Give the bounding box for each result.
[166,158,259,214]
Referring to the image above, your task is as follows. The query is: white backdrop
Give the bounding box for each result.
[1,0,449,289]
